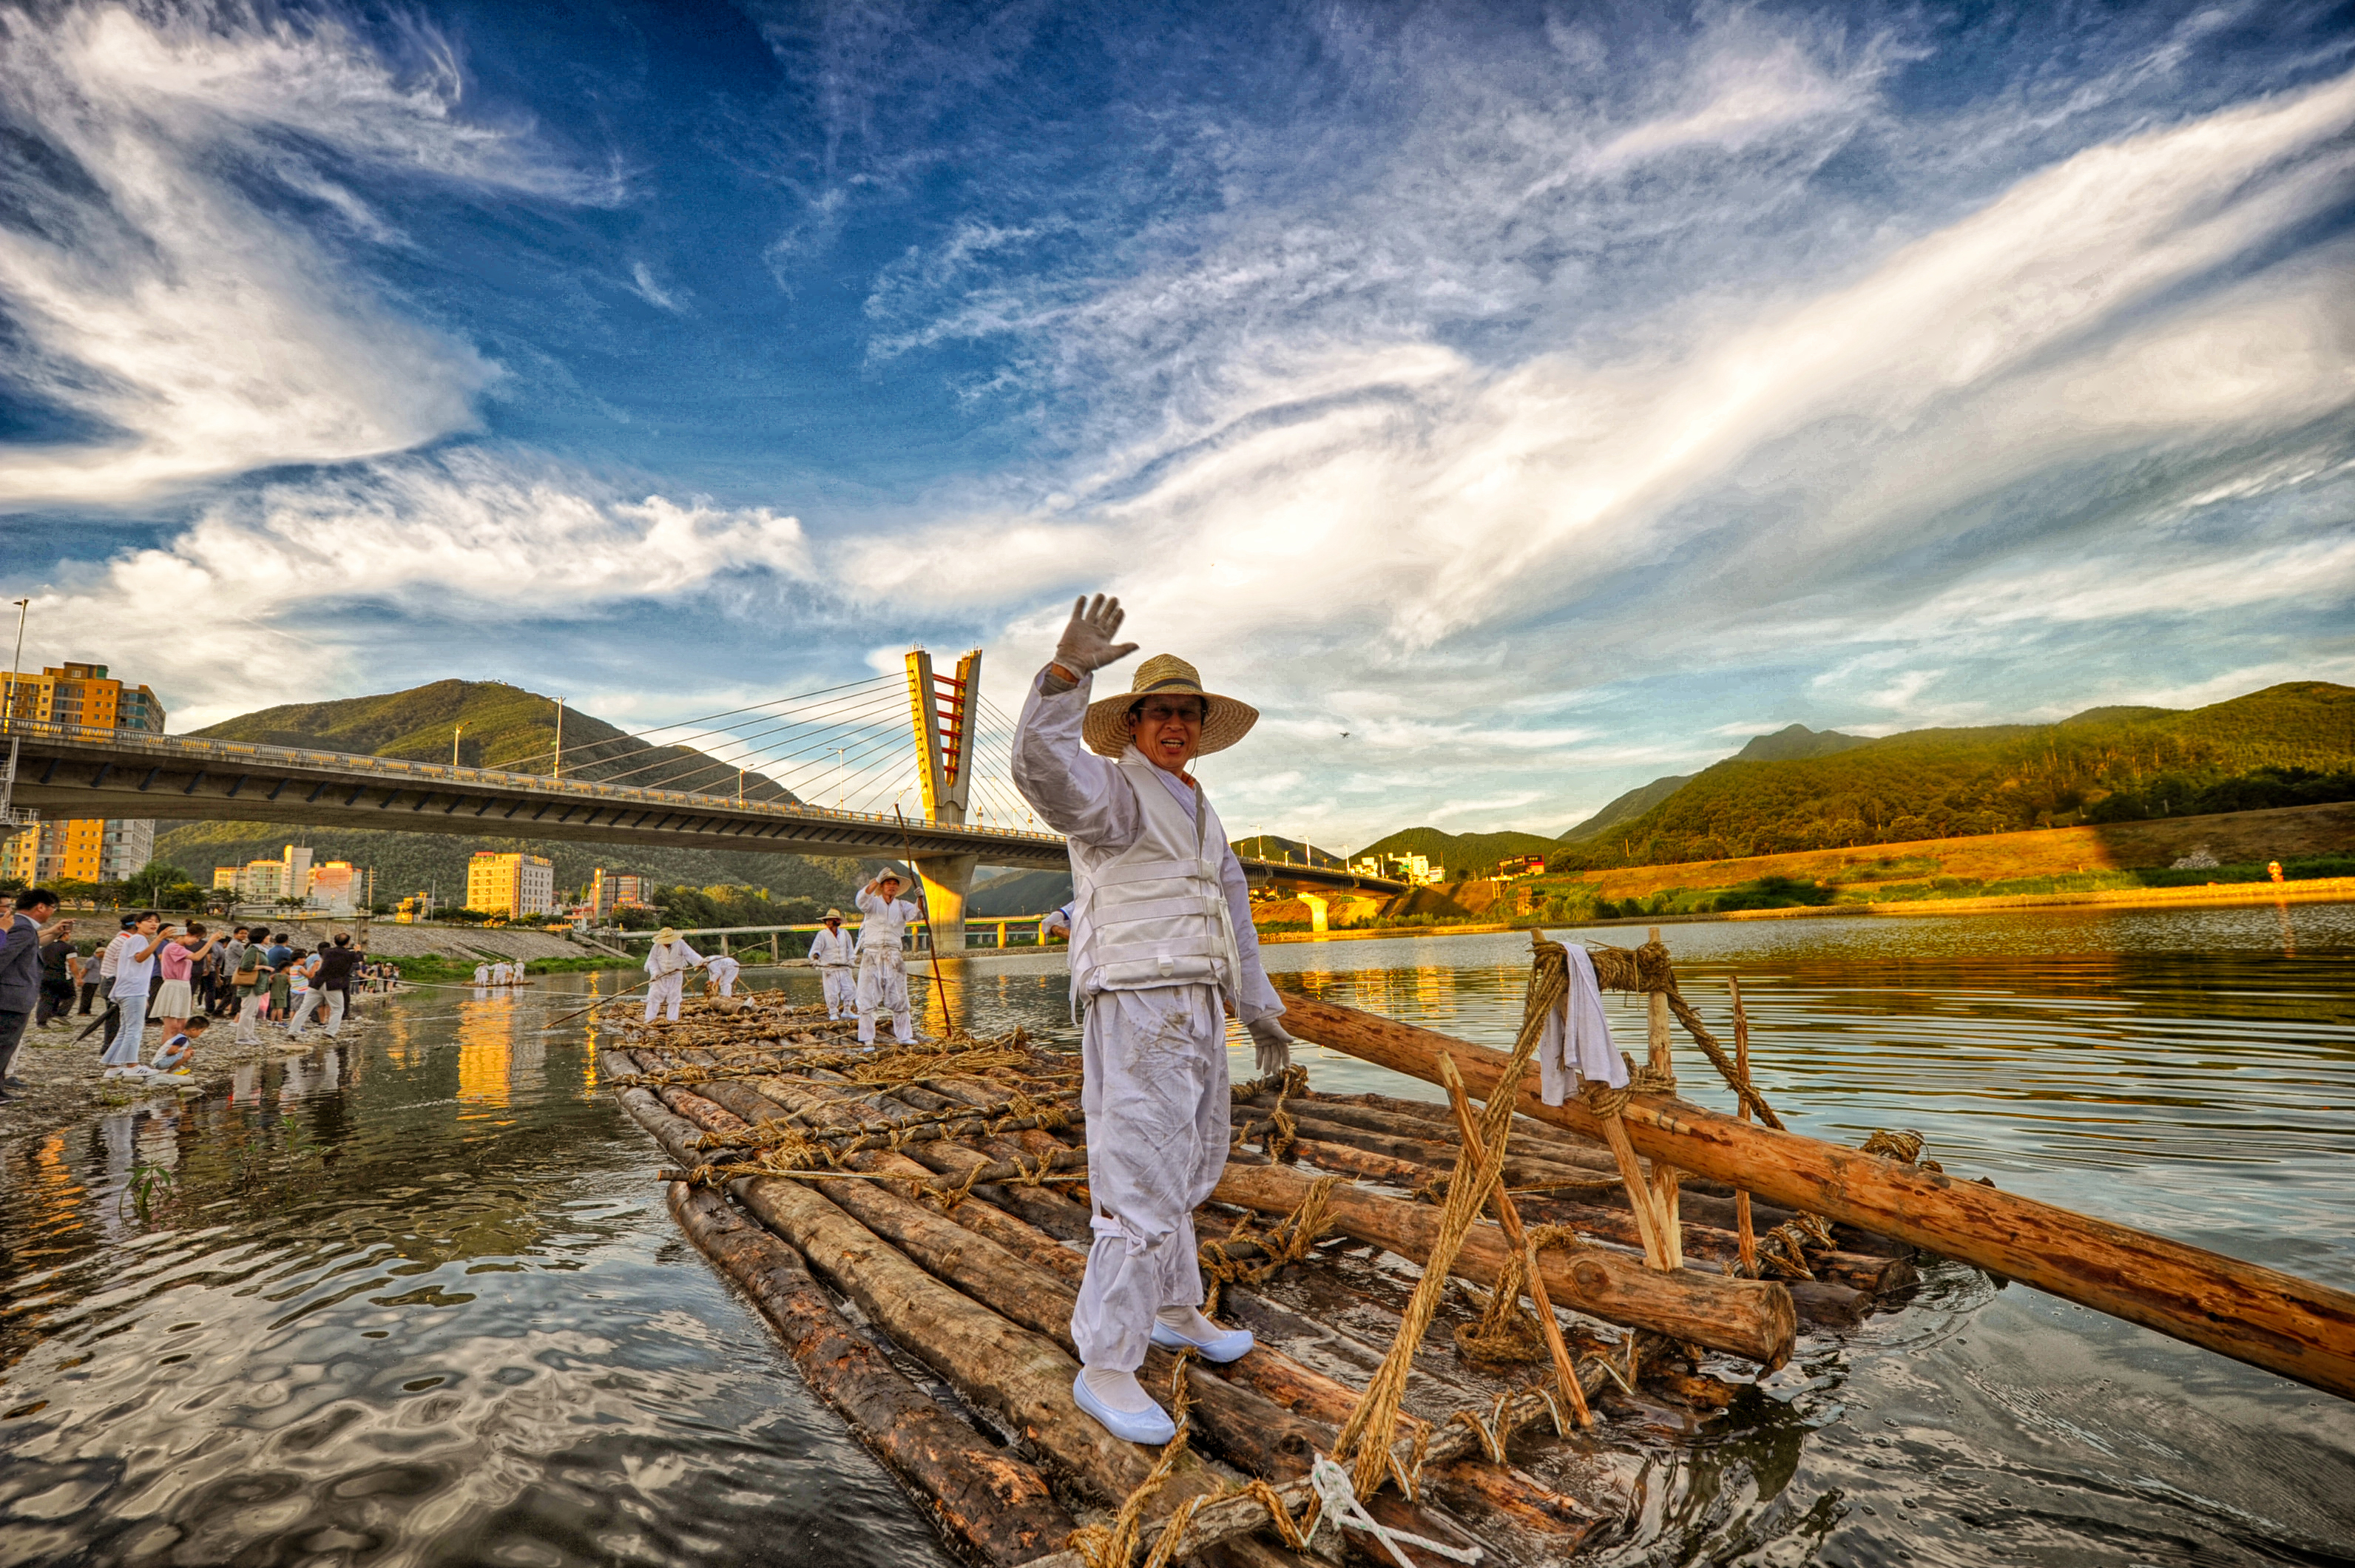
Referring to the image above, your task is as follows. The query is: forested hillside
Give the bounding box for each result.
[1550,683,2355,869]
[1353,826,1557,876]
[193,680,794,801]
[160,679,852,910]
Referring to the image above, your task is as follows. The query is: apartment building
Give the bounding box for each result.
[469,852,557,918]
[1,660,163,885]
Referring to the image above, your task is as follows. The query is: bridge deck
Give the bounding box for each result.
[0,722,1405,892]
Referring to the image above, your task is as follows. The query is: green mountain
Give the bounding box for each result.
[158,680,886,911]
[1557,774,1690,842]
[1731,723,1873,763]
[192,679,794,801]
[1550,682,2355,869]
[1352,827,1558,879]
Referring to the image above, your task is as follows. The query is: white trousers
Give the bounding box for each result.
[1070,985,1230,1372]
[713,973,737,997]
[854,953,911,1044]
[289,988,345,1035]
[820,967,855,1018]
[236,991,270,1043]
[643,972,684,1021]
[103,993,149,1067]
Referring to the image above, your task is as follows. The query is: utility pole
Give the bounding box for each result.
[452,722,466,768]
[553,697,564,778]
[4,598,24,735]
[1,598,27,834]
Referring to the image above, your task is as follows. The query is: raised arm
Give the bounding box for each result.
[1012,595,1147,847]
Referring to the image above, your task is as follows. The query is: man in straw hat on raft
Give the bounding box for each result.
[808,909,856,1021]
[642,927,707,1022]
[1013,593,1297,1444]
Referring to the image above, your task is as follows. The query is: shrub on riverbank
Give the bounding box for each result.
[388,953,638,984]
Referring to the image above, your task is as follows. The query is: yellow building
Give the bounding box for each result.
[1,661,166,735]
[2,816,149,885]
[1,660,166,886]
[467,852,556,918]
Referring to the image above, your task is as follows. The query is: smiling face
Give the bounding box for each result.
[1126,694,1206,775]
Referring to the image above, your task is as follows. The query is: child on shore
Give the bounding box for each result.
[151,1016,207,1078]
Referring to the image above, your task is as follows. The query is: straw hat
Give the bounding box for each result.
[876,869,904,885]
[822,908,844,922]
[655,927,679,944]
[1083,654,1258,759]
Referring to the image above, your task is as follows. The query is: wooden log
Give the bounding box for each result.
[1274,1128,1912,1297]
[768,1165,1331,1485]
[604,1078,1074,1567]
[732,1174,1231,1515]
[664,1183,1075,1566]
[1644,942,1685,1272]
[1213,1162,1795,1365]
[1280,992,2355,1402]
[1731,977,1757,1277]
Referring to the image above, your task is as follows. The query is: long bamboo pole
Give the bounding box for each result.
[1729,977,1757,1276]
[1280,992,2355,1402]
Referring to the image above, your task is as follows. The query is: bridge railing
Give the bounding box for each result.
[5,718,1066,849]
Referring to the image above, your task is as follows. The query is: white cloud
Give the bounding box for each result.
[21,451,811,727]
[0,4,601,508]
[629,263,685,313]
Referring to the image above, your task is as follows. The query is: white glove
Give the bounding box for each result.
[1246,1016,1294,1078]
[1054,594,1141,676]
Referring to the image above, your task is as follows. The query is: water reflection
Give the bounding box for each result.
[0,979,955,1568]
[4,909,2351,1568]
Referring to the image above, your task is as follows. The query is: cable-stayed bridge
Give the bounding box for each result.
[1,651,1404,944]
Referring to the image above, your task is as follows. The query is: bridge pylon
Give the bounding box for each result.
[905,649,983,953]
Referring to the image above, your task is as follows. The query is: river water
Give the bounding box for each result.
[2,903,2351,1567]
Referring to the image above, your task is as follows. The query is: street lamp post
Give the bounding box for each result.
[451,722,466,768]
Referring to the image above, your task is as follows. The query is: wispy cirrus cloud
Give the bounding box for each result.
[0,3,606,508]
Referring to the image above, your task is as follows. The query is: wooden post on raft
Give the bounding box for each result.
[1730,976,1757,1277]
[1439,1055,1593,1427]
[1644,928,1683,1270]
[1275,990,2355,1402]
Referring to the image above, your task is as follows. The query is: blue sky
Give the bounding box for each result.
[1,0,2350,851]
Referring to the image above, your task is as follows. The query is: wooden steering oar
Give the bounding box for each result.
[893,805,961,1040]
[546,968,654,1030]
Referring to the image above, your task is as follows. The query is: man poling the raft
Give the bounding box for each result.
[854,873,919,1045]
[643,928,707,1022]
[1013,592,1298,1445]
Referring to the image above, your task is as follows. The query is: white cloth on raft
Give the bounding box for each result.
[1536,939,1630,1106]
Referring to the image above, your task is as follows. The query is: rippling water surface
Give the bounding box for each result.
[4,902,2351,1567]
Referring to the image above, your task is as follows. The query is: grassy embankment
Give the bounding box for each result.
[1254,801,2355,934]
[388,953,638,984]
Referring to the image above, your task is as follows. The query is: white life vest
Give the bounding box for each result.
[1068,757,1243,1005]
[856,896,917,962]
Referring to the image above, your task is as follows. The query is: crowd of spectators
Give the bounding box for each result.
[0,892,397,1101]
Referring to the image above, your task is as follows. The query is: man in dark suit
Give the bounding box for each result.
[0,888,61,1101]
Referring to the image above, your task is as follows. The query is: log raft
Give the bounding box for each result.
[587,971,1942,1567]
[1277,990,2355,1403]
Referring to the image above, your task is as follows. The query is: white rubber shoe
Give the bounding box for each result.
[1070,1371,1178,1445]
[1149,1311,1254,1363]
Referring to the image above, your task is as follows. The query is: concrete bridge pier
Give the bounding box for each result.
[913,853,978,953]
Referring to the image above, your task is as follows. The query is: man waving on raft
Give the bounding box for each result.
[1013,593,1297,1444]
